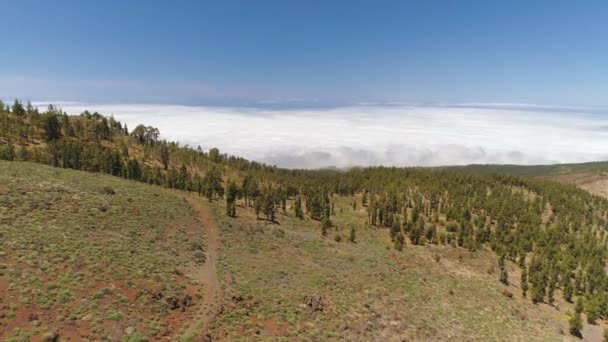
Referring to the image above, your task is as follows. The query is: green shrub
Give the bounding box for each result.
[108,311,124,321]
[0,144,15,161]
[100,185,116,195]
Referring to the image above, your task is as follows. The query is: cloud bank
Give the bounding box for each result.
[42,102,608,169]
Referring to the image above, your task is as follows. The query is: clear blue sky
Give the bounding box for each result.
[2,0,608,106]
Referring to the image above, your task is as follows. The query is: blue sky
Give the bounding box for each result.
[3,1,608,106]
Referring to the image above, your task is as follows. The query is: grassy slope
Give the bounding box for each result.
[209,195,587,341]
[0,161,208,341]
[2,161,605,341]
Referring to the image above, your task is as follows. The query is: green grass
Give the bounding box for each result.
[0,161,206,340]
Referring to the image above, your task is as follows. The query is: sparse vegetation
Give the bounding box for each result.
[0,161,206,340]
[4,101,608,340]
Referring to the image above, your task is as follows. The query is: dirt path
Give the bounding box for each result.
[183,196,222,340]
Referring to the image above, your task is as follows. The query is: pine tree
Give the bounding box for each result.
[563,279,574,303]
[0,144,15,161]
[348,226,356,243]
[390,220,401,241]
[409,219,424,245]
[177,164,189,190]
[499,254,509,285]
[17,146,29,161]
[569,311,582,337]
[294,195,304,219]
[321,217,330,236]
[126,159,141,181]
[521,267,529,297]
[575,297,584,314]
[203,168,223,200]
[547,280,555,305]
[394,232,404,251]
[209,147,221,163]
[12,99,25,116]
[225,180,239,217]
[281,195,287,213]
[44,114,61,141]
[160,142,170,170]
[425,224,437,244]
[529,256,546,303]
[254,199,262,219]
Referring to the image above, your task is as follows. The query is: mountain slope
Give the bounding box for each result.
[441,161,608,177]
[210,196,582,341]
[0,161,216,341]
[441,162,608,199]
[3,161,603,341]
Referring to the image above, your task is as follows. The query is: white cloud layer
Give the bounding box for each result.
[41,102,608,169]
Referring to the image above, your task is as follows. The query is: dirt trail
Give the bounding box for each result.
[183,196,222,339]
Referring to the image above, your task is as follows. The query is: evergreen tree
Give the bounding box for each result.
[0,144,15,161]
[225,180,239,217]
[176,164,189,190]
[425,224,437,244]
[348,226,356,243]
[530,256,546,303]
[160,142,170,170]
[499,254,509,285]
[394,232,405,251]
[390,219,401,241]
[563,279,574,303]
[12,99,25,116]
[575,297,584,314]
[409,219,423,245]
[281,195,287,213]
[294,195,304,219]
[321,217,330,236]
[569,311,582,337]
[202,168,223,200]
[254,199,262,219]
[209,147,221,163]
[44,114,62,141]
[17,146,29,161]
[521,267,529,297]
[547,280,556,305]
[126,159,141,180]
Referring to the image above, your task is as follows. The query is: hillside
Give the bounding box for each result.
[0,161,218,341]
[1,162,602,341]
[443,163,608,199]
[210,194,604,341]
[442,161,608,177]
[3,102,608,340]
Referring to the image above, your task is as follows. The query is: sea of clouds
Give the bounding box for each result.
[37,102,608,169]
